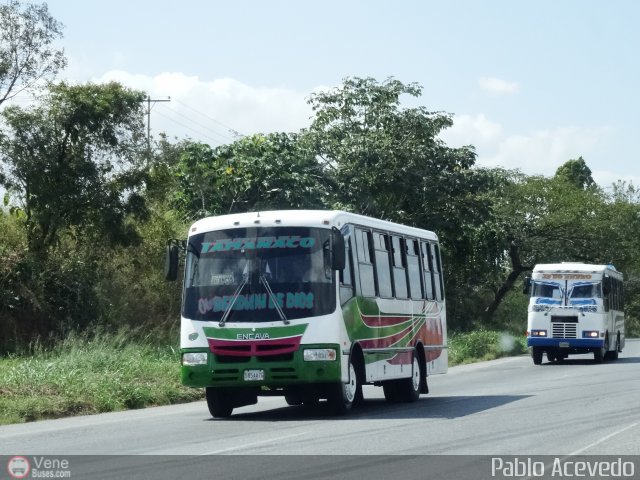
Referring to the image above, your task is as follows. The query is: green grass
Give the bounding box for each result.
[0,328,527,425]
[0,329,203,425]
[448,329,528,366]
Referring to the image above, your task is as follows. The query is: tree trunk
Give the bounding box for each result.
[483,243,531,321]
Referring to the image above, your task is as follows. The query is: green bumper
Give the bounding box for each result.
[181,344,342,388]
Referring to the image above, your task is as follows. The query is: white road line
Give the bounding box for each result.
[200,431,310,455]
[569,421,639,456]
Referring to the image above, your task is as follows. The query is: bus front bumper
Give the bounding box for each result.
[527,338,604,349]
[180,344,343,388]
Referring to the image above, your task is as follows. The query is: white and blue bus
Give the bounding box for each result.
[524,263,624,364]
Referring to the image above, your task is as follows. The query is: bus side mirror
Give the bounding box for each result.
[331,227,346,271]
[523,276,531,295]
[164,241,181,281]
[602,277,611,295]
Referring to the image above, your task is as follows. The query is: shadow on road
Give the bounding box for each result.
[208,394,531,422]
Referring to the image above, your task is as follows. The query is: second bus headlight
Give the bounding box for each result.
[303,349,337,361]
[582,330,600,338]
[530,329,547,337]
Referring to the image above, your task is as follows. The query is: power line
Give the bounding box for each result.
[171,97,244,138]
[153,109,230,146]
[157,103,235,144]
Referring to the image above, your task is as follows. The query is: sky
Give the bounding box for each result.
[8,0,640,187]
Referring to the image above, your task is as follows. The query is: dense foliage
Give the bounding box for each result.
[1,2,640,353]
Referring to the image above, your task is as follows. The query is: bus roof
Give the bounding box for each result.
[532,263,622,278]
[188,210,439,241]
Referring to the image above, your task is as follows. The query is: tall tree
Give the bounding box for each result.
[0,0,66,106]
[0,81,148,254]
[480,170,611,321]
[555,156,595,189]
[304,76,477,230]
[173,133,330,219]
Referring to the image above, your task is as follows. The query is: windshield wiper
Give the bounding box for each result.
[219,275,248,327]
[260,274,289,325]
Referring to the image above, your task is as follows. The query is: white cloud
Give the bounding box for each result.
[479,77,519,95]
[93,71,314,144]
[440,114,503,150]
[440,114,623,184]
[480,126,613,176]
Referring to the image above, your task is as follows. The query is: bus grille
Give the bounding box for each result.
[552,323,577,338]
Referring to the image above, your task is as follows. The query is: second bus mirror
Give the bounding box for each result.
[522,276,531,295]
[331,227,345,271]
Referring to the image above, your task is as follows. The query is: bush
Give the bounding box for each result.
[448,329,527,366]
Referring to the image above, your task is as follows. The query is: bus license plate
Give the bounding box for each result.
[559,342,569,348]
[244,369,265,381]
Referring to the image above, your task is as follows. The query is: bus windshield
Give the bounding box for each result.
[531,280,601,305]
[182,226,336,322]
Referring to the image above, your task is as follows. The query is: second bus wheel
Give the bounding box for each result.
[532,347,543,365]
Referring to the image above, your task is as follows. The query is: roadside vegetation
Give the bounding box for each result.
[0,329,525,425]
[1,1,639,425]
[0,329,203,425]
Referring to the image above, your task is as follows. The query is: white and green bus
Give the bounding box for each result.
[165,210,447,417]
[524,263,625,364]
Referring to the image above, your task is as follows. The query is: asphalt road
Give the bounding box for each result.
[2,340,639,478]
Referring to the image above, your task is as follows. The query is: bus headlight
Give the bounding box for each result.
[582,331,600,338]
[579,305,597,313]
[182,352,208,365]
[530,329,547,337]
[303,349,337,361]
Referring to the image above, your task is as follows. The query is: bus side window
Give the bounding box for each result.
[374,232,393,298]
[391,235,408,299]
[356,228,376,297]
[421,242,435,300]
[406,239,423,300]
[432,243,444,301]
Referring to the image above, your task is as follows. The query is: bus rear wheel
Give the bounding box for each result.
[395,354,421,402]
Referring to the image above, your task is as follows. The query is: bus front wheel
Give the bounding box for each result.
[595,335,608,363]
[328,360,358,414]
[206,387,233,418]
[532,347,543,365]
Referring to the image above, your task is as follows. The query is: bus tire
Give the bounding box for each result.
[609,333,620,360]
[206,387,233,418]
[532,347,543,365]
[383,381,399,403]
[284,394,303,406]
[327,359,358,414]
[597,334,609,363]
[395,353,421,402]
[547,352,557,363]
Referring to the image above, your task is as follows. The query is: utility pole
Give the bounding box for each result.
[143,96,171,158]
